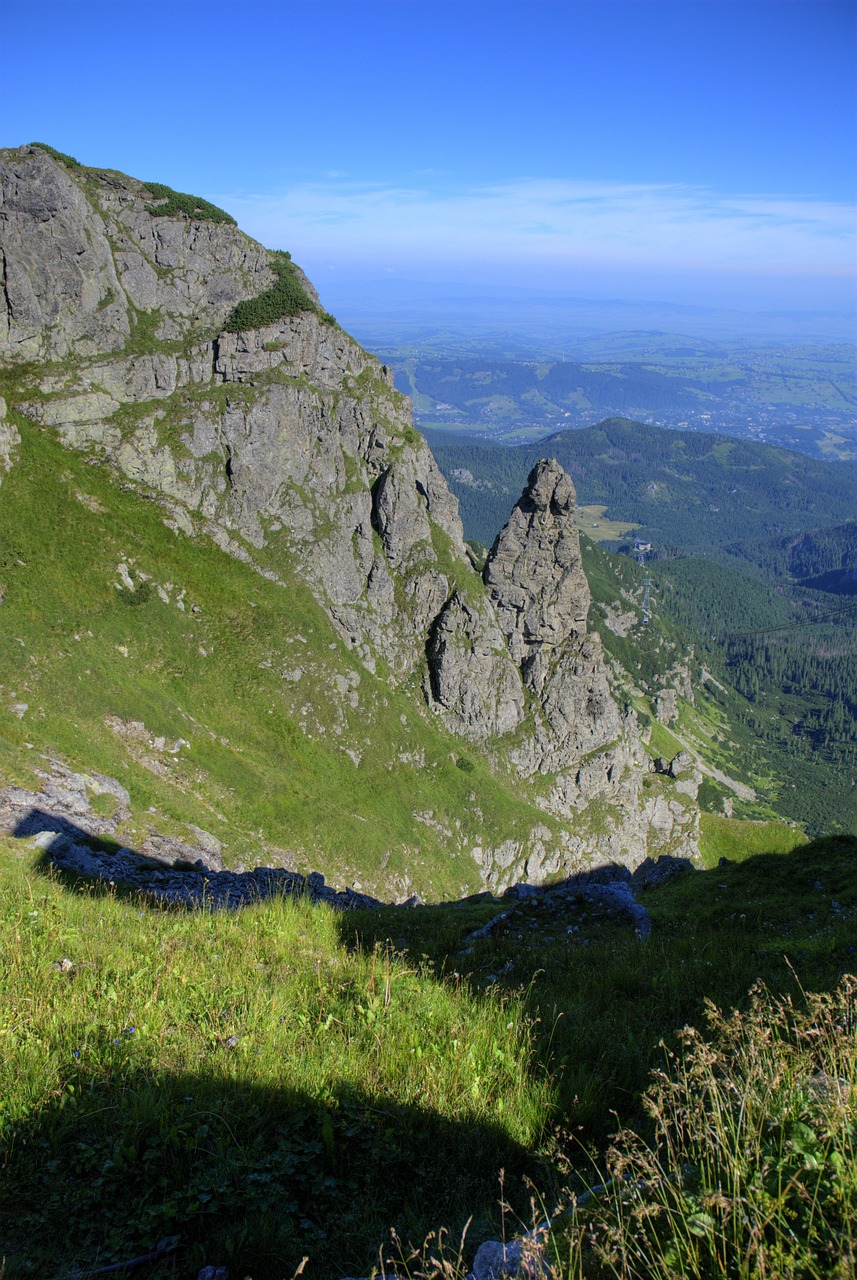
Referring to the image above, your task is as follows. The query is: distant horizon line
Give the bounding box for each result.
[311,277,857,321]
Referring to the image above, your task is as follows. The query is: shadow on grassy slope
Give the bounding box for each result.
[342,837,857,1137]
[0,839,549,1280]
[22,817,857,1149]
[0,1070,534,1280]
[8,828,855,1278]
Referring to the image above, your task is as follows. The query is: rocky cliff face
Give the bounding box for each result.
[485,459,622,766]
[0,144,699,882]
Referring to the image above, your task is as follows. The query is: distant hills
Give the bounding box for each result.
[426,418,857,837]
[425,418,857,569]
[384,342,856,460]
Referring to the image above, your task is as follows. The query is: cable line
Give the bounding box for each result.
[728,600,857,639]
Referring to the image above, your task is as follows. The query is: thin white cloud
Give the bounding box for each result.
[214,177,856,280]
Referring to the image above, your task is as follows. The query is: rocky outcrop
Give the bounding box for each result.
[425,459,625,776]
[0,148,278,362]
[474,460,698,864]
[426,591,524,740]
[484,460,590,665]
[480,461,634,833]
[484,460,622,769]
[0,395,19,482]
[0,145,475,679]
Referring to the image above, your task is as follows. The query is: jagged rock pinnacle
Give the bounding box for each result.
[483,458,590,669]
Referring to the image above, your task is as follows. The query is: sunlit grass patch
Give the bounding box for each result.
[699,812,807,868]
[557,977,856,1280]
[0,844,549,1278]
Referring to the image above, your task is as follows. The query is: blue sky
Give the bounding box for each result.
[5,1,855,316]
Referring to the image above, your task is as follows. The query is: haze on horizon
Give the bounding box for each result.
[5,0,856,334]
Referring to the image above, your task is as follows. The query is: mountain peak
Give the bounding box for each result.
[519,456,575,515]
[0,146,701,892]
[484,457,590,659]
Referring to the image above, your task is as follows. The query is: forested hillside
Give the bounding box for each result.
[423,420,857,836]
[425,419,857,568]
[765,521,857,592]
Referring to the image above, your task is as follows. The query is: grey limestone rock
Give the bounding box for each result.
[140,833,225,873]
[0,145,482,684]
[426,590,524,740]
[654,687,679,723]
[0,149,130,360]
[669,749,696,778]
[0,147,272,363]
[0,395,19,482]
[0,760,131,839]
[470,1225,552,1280]
[484,459,590,663]
[484,459,623,778]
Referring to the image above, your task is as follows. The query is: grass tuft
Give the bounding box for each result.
[557,977,856,1279]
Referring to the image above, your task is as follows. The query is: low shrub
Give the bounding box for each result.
[143,181,236,225]
[224,250,335,332]
[28,141,80,168]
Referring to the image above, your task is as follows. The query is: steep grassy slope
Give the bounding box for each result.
[0,415,571,899]
[1,833,854,1278]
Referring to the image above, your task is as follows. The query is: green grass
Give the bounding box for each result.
[347,835,857,1139]
[142,181,237,226]
[575,504,640,543]
[1,835,854,1278]
[646,719,685,762]
[0,413,564,898]
[699,812,807,868]
[0,846,547,1279]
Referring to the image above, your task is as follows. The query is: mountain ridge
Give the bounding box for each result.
[0,143,699,894]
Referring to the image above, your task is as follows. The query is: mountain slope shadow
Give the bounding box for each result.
[10,817,856,1278]
[0,1071,537,1280]
[338,837,857,1136]
[15,808,356,911]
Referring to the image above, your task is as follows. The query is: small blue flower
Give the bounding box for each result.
[73,1050,80,1058]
